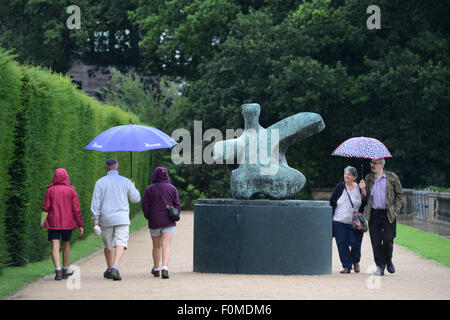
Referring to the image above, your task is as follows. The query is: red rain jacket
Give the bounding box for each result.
[42,168,83,230]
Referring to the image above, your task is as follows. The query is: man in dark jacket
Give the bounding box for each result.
[360,158,403,276]
[142,167,181,279]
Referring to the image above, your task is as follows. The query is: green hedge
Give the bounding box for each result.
[0,49,152,271]
[0,49,22,271]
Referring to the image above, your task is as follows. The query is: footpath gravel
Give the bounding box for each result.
[6,211,450,300]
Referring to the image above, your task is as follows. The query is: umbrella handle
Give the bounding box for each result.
[361,161,364,180]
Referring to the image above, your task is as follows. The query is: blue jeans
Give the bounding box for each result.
[333,221,364,269]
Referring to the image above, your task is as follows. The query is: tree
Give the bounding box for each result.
[98,68,159,123]
[0,0,140,72]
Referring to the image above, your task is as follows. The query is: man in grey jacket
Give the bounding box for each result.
[91,158,141,280]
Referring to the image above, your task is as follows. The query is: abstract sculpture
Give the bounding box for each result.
[213,103,325,199]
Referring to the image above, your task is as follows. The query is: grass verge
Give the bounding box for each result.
[396,223,450,268]
[0,213,148,299]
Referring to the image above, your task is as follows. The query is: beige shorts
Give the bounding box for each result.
[101,225,129,250]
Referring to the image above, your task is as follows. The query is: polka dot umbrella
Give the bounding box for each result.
[331,136,392,177]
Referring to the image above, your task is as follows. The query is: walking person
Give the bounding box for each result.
[42,168,84,280]
[359,158,404,276]
[91,158,141,281]
[330,166,365,274]
[141,167,181,279]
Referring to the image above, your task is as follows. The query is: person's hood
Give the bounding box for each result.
[151,166,170,183]
[48,168,71,188]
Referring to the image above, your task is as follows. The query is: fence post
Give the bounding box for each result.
[427,193,437,222]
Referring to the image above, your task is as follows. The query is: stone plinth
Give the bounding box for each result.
[193,199,332,275]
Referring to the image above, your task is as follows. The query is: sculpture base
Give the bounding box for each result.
[193,199,332,275]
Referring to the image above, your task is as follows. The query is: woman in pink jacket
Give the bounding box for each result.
[42,168,84,280]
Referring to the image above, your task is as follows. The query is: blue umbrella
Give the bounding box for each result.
[85,123,177,178]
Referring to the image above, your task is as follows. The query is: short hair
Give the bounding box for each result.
[106,158,119,169]
[379,158,385,165]
[344,166,358,177]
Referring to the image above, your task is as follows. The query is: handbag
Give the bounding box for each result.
[344,186,368,233]
[156,186,180,222]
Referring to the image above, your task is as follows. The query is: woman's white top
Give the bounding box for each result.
[333,184,362,224]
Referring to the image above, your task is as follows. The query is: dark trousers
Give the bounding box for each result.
[333,221,364,269]
[369,209,396,269]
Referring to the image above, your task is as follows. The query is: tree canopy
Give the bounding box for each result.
[140,0,449,190]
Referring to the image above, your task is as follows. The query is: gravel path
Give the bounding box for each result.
[7,211,450,300]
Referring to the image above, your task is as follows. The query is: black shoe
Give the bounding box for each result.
[353,263,360,273]
[55,269,63,281]
[110,268,122,281]
[161,269,169,279]
[104,268,113,279]
[374,266,385,276]
[151,268,160,277]
[386,261,396,274]
[62,268,73,279]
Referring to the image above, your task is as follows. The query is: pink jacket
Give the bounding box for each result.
[42,168,83,230]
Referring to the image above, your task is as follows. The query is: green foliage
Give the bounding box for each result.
[0,49,22,271]
[424,186,450,193]
[175,0,449,191]
[0,50,151,270]
[132,0,240,80]
[98,68,159,123]
[0,0,139,72]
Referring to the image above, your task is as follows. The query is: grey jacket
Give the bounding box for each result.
[91,170,141,226]
[362,170,404,223]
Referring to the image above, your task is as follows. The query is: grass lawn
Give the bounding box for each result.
[0,213,148,299]
[396,223,450,268]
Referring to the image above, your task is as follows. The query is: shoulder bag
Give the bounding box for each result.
[344,186,367,233]
[156,186,180,222]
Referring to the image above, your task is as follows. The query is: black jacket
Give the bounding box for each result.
[329,182,365,216]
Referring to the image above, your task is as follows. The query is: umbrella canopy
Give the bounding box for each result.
[85,124,177,152]
[85,124,177,179]
[331,136,392,159]
[331,136,392,178]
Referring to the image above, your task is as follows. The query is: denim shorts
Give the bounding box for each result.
[149,226,176,237]
[48,229,73,242]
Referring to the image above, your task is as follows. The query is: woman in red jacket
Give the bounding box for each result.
[42,168,84,280]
